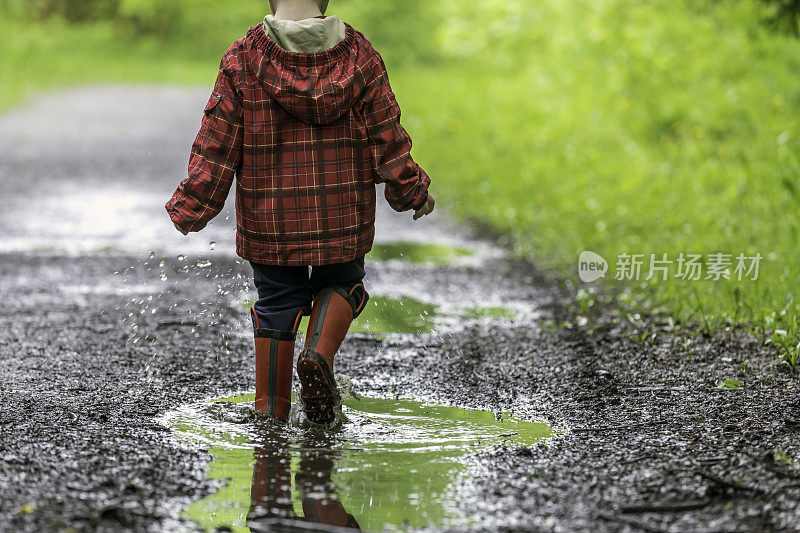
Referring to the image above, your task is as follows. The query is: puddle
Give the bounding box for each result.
[165,395,552,532]
[0,186,235,256]
[241,295,516,335]
[366,242,473,265]
[457,306,516,320]
[351,296,437,334]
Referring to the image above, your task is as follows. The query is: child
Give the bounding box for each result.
[166,0,434,424]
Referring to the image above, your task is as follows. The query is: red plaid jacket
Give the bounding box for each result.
[166,22,430,266]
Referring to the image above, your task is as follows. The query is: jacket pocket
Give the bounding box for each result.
[199,92,223,137]
[203,92,223,116]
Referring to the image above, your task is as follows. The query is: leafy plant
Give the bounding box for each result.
[636,332,652,347]
[767,329,800,370]
[716,378,743,390]
[575,288,596,315]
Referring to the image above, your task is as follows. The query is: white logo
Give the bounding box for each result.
[578,251,608,282]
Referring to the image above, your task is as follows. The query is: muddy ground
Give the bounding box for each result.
[1,87,799,532]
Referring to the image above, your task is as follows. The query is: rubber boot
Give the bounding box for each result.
[252,307,303,420]
[296,284,364,424]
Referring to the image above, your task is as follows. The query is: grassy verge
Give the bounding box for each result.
[391,1,800,364]
[2,0,800,364]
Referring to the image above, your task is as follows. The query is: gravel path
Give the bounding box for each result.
[0,87,798,532]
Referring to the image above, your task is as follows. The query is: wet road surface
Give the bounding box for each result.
[1,87,800,531]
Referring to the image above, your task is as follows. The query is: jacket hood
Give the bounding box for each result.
[262,14,346,53]
[244,22,375,125]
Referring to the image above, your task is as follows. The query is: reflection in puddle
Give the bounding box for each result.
[165,395,552,531]
[249,431,360,530]
[366,242,473,265]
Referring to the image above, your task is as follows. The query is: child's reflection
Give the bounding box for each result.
[247,428,360,530]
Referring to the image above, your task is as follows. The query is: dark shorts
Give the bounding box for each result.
[250,256,369,332]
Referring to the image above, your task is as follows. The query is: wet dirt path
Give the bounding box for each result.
[1,87,799,531]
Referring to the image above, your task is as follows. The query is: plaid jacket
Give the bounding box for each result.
[165,22,430,266]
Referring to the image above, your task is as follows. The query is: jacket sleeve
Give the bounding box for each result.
[363,57,430,212]
[165,56,243,233]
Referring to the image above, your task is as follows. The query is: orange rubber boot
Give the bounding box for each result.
[252,308,302,420]
[296,285,364,424]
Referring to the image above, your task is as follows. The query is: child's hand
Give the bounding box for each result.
[413,194,435,220]
[174,222,189,235]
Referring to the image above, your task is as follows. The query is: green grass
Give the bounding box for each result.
[390,0,800,342]
[3,0,800,346]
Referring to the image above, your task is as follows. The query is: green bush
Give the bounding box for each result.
[762,0,800,35]
[0,0,120,22]
[116,0,184,39]
[0,0,260,45]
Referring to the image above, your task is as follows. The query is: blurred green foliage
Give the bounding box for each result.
[0,0,262,54]
[762,0,800,35]
[0,0,438,61]
[1,0,117,22]
[1,0,799,342]
[0,0,263,110]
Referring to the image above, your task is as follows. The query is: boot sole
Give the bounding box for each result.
[297,352,338,425]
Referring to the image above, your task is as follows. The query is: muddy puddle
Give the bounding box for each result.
[163,394,552,531]
[239,295,519,336]
[366,242,473,266]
